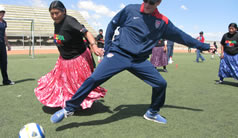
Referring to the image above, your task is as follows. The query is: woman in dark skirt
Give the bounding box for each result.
[217,23,238,84]
[150,39,168,72]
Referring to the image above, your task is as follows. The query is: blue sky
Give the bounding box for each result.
[1,0,238,41]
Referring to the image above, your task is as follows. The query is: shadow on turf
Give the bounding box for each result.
[55,103,203,131]
[42,100,113,115]
[0,78,35,86]
[214,80,238,87]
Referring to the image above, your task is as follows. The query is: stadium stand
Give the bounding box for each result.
[2,4,97,46]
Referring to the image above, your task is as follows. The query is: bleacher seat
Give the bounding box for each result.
[2,4,97,46]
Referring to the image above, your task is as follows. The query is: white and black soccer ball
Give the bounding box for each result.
[19,123,45,138]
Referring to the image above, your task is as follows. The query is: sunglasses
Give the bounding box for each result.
[143,0,156,5]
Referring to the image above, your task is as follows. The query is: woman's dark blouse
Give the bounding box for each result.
[54,15,88,59]
[221,32,238,55]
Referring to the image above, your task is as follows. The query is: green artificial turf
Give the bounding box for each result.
[0,53,237,138]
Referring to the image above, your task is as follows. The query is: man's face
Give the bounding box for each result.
[0,11,5,20]
[143,0,161,14]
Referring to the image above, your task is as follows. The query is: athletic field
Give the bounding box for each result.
[1,52,237,138]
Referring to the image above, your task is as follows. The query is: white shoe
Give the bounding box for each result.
[168,59,173,64]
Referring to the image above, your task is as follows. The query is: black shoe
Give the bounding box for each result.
[163,69,168,72]
[3,81,15,85]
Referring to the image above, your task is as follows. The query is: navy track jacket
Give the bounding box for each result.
[104,4,210,60]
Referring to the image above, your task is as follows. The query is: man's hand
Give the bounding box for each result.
[7,45,11,51]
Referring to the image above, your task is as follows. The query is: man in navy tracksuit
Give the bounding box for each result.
[51,0,211,124]
[0,6,14,85]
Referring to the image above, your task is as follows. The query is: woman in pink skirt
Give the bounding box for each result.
[150,39,168,72]
[35,1,106,109]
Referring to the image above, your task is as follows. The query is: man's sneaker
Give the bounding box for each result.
[143,110,167,124]
[51,109,74,123]
[216,80,223,84]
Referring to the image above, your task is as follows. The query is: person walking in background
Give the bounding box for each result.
[0,5,14,85]
[188,47,192,53]
[217,23,238,84]
[211,41,219,59]
[196,31,205,63]
[50,0,213,124]
[150,39,168,72]
[34,1,106,109]
[167,40,174,64]
[96,29,104,63]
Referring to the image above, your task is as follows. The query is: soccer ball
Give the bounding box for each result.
[19,123,45,138]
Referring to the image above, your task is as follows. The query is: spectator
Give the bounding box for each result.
[150,39,168,72]
[167,40,174,64]
[211,41,219,59]
[196,31,205,63]
[217,23,238,84]
[96,29,104,63]
[0,5,14,85]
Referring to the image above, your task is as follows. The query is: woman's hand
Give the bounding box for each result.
[7,44,11,51]
[163,46,167,52]
[220,53,224,59]
[91,44,104,56]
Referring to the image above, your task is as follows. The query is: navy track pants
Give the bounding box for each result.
[0,43,10,84]
[65,52,167,112]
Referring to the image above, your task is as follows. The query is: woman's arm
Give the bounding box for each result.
[85,31,104,57]
[220,44,224,59]
[164,40,167,52]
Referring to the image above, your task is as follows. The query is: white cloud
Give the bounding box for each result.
[79,10,90,19]
[180,5,188,10]
[71,4,76,9]
[120,3,126,9]
[92,14,101,20]
[31,0,47,8]
[77,0,116,18]
[205,32,223,41]
[193,25,200,30]
[178,25,184,29]
[91,21,102,28]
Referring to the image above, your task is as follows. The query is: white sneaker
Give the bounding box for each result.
[168,59,173,64]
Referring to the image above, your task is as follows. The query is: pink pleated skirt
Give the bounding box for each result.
[34,48,107,109]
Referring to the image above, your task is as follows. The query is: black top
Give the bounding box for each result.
[96,34,104,48]
[221,32,238,55]
[54,15,88,59]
